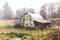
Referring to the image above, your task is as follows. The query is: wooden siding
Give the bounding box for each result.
[20,14,34,28]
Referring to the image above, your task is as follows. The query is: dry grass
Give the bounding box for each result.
[0,19,55,40]
[0,28,54,40]
[0,20,14,27]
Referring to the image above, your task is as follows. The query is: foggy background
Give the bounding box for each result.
[0,0,58,13]
[0,0,60,19]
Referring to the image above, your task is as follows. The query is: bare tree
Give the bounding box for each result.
[52,6,60,18]
[0,9,3,18]
[26,8,35,13]
[15,8,35,19]
[15,8,26,19]
[49,4,54,18]
[52,12,57,18]
[57,6,60,18]
[3,2,13,19]
[40,5,47,19]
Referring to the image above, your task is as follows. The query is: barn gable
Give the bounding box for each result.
[20,13,34,27]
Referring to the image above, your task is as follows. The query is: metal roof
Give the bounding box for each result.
[28,13,43,20]
[28,13,51,23]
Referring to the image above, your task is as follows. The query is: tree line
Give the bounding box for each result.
[0,2,35,19]
[40,3,60,19]
[1,2,60,19]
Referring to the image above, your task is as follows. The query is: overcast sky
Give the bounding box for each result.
[0,0,59,13]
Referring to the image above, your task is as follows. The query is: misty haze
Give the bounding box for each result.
[0,0,60,40]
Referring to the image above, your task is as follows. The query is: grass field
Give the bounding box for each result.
[0,28,54,40]
[0,19,55,40]
[0,19,16,27]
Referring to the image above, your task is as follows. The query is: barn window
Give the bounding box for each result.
[26,24,28,26]
[23,18,25,21]
[30,18,31,21]
[31,24,32,25]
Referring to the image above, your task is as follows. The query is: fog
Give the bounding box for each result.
[0,0,58,13]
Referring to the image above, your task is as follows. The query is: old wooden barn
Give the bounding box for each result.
[20,13,51,29]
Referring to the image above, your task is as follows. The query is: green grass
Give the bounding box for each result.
[0,32,32,40]
[0,19,55,40]
[0,19,20,27]
[0,20,15,27]
[0,28,54,40]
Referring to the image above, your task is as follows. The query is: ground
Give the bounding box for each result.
[0,19,56,40]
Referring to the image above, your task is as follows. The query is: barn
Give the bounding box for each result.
[20,13,51,29]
